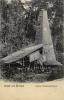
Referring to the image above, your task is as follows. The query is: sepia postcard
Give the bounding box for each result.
[0,0,64,100]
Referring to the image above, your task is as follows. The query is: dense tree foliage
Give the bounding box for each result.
[0,0,63,57]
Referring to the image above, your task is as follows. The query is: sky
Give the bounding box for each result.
[6,0,31,3]
[5,0,32,10]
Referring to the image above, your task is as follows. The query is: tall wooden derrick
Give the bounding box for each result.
[35,9,43,44]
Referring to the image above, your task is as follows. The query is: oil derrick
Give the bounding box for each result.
[35,9,43,44]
